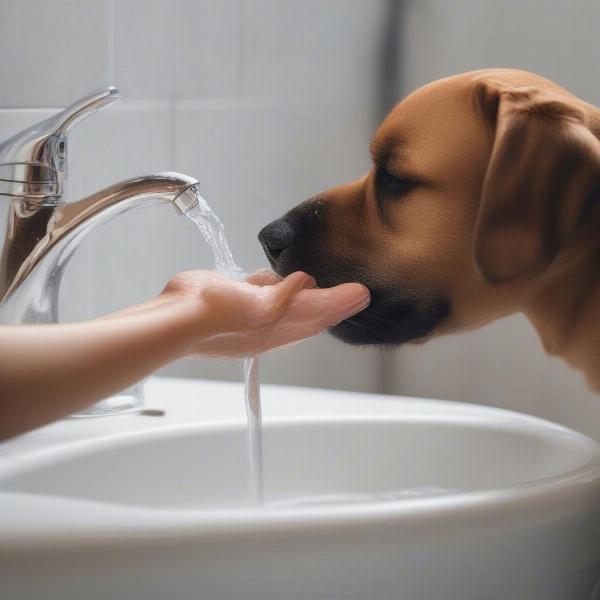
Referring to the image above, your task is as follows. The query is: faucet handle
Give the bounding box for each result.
[0,87,121,201]
[51,87,121,137]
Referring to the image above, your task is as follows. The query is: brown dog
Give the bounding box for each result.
[259,69,600,392]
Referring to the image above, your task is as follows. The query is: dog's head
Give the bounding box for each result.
[259,69,600,345]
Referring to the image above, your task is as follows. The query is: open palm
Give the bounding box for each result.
[161,269,370,357]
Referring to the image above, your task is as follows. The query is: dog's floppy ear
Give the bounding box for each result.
[473,83,600,284]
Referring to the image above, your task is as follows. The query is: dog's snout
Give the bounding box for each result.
[259,199,325,272]
[258,219,295,259]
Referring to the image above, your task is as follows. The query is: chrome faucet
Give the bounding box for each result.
[0,87,200,324]
[0,87,201,415]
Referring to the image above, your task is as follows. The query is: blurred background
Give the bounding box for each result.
[0,0,598,438]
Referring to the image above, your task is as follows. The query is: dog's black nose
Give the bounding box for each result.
[258,219,295,259]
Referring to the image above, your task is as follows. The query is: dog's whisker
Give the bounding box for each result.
[362,312,397,327]
[344,317,367,330]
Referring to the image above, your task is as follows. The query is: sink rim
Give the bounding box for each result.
[2,403,600,549]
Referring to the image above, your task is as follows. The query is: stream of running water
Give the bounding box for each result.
[183,192,263,504]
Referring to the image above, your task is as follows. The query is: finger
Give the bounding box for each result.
[248,269,316,290]
[264,271,315,320]
[291,271,317,289]
[275,271,316,302]
[327,283,371,323]
[245,269,282,286]
[301,275,318,289]
[259,283,369,349]
[297,282,371,325]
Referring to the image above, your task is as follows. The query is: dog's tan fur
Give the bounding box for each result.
[370,69,600,390]
[264,69,600,391]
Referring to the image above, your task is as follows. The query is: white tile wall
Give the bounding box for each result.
[0,0,111,107]
[172,0,241,99]
[389,315,600,440]
[240,0,384,107]
[113,0,177,99]
[401,0,600,104]
[112,0,242,100]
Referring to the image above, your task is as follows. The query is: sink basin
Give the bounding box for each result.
[2,377,600,600]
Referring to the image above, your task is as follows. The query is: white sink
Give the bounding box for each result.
[2,377,600,600]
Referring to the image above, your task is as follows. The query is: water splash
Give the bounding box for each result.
[183,195,263,504]
[185,194,244,280]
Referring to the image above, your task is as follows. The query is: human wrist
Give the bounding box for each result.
[163,295,214,358]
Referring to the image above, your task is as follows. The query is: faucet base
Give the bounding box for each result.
[70,382,145,418]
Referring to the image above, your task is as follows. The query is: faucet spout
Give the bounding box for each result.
[0,172,200,323]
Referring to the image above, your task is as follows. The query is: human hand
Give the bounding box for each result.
[160,269,370,357]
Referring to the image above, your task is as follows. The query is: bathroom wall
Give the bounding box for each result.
[0,0,387,394]
[0,0,598,438]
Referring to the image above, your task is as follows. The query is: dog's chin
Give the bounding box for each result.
[265,252,451,347]
[329,296,451,346]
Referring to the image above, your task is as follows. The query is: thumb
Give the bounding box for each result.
[292,282,370,333]
[323,283,371,324]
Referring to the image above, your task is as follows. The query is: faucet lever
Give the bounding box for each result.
[51,87,121,137]
[0,87,121,201]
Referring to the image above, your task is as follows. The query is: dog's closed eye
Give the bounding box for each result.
[375,166,418,202]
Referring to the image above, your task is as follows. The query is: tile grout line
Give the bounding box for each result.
[235,0,245,98]
[0,108,63,113]
[107,0,116,85]
[86,0,118,318]
[168,1,177,172]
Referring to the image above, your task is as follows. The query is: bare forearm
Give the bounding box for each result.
[0,269,370,440]
[0,299,203,440]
